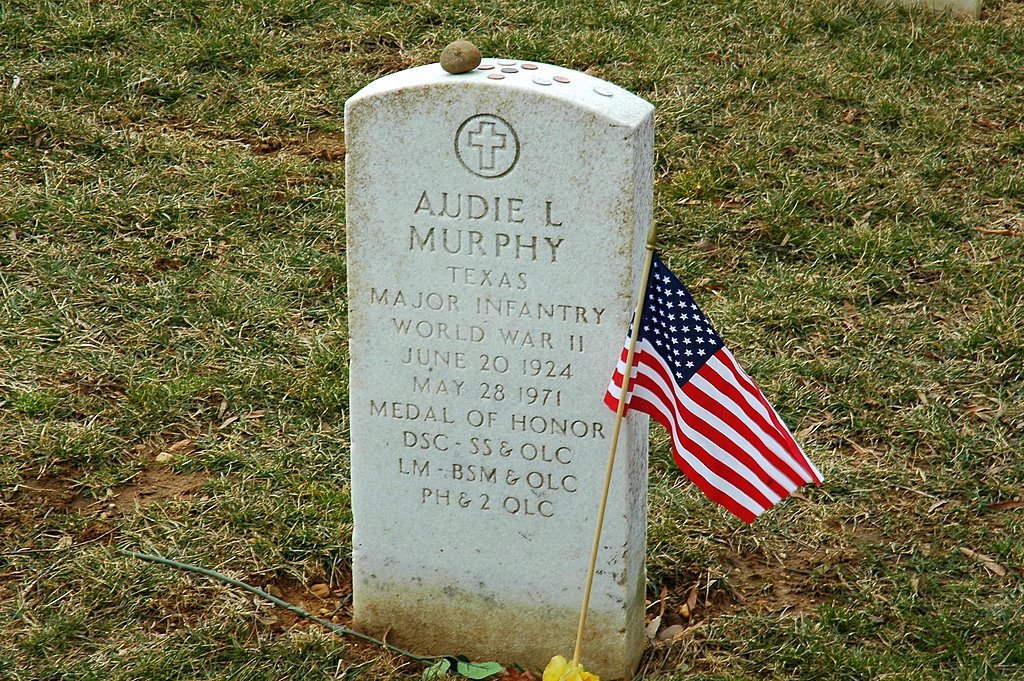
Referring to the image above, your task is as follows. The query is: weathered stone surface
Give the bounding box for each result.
[345,58,653,679]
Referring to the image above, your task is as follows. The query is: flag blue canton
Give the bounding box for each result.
[634,256,724,386]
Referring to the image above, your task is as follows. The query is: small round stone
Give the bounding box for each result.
[440,40,482,74]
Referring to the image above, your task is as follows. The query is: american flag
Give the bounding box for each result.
[605,254,822,522]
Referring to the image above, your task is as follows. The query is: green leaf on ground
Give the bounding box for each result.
[454,659,504,679]
[423,658,451,681]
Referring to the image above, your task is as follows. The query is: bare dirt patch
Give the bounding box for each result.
[246,573,354,634]
[5,473,83,513]
[644,544,842,637]
[250,132,347,162]
[724,548,837,616]
[5,461,209,522]
[54,371,128,401]
[74,466,209,515]
[122,121,347,162]
[634,542,850,676]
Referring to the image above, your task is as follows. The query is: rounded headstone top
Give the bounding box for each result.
[347,59,654,129]
[440,40,482,74]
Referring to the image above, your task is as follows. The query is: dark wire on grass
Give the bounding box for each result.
[117,548,433,663]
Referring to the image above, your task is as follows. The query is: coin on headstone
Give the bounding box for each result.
[440,40,481,74]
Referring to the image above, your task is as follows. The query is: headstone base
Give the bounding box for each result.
[356,578,644,679]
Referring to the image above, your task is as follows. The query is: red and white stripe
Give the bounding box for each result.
[606,341,822,523]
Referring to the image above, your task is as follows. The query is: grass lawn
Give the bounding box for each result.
[2,0,1023,679]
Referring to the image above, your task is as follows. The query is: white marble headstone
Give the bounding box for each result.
[345,57,652,679]
[894,0,980,17]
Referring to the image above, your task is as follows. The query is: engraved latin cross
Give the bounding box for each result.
[467,121,507,171]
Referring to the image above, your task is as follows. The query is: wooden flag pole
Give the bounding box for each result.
[571,224,659,667]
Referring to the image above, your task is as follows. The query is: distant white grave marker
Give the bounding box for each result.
[345,57,653,679]
[894,0,979,17]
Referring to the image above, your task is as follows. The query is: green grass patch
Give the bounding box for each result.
[2,0,1023,678]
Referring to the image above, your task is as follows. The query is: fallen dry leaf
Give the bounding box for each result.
[678,583,699,619]
[847,439,882,457]
[498,669,538,681]
[645,614,662,641]
[959,547,1007,576]
[657,624,686,641]
[989,500,1024,512]
[310,583,331,598]
[840,108,862,124]
[710,198,744,210]
[168,438,194,453]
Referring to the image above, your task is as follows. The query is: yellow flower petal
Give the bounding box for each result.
[543,655,601,681]
[543,656,569,681]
